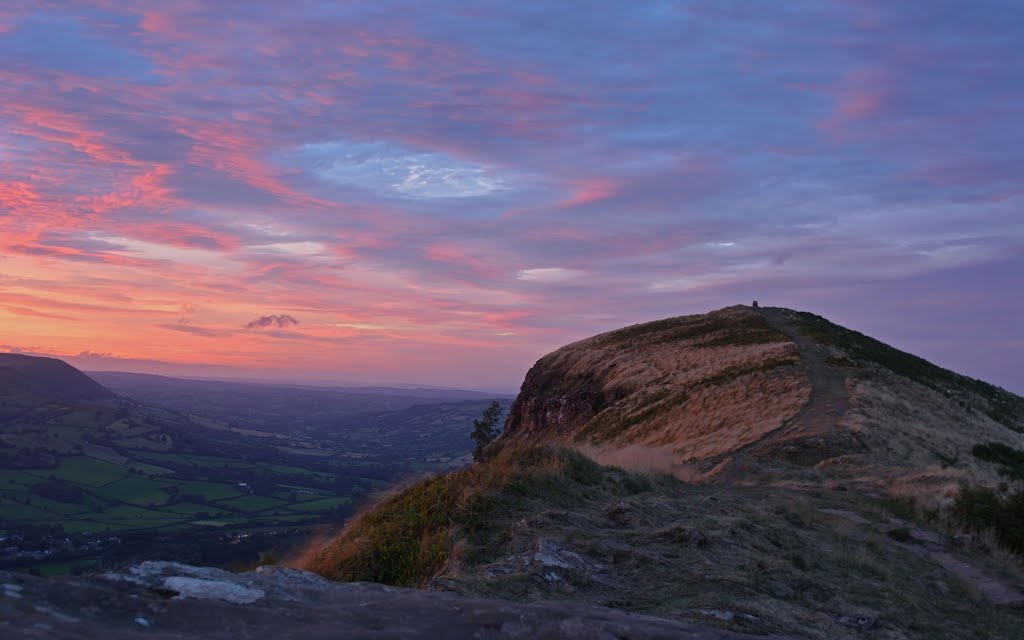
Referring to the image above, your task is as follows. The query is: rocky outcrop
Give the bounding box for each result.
[0,561,786,639]
[502,357,607,440]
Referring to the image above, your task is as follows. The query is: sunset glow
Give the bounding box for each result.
[1,2,1021,391]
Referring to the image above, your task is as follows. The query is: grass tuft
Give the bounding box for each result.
[302,447,633,586]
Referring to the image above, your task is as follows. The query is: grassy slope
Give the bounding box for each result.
[790,310,1024,432]
[304,447,610,585]
[503,307,809,466]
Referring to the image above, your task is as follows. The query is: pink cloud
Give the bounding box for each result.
[816,66,894,137]
[558,178,620,209]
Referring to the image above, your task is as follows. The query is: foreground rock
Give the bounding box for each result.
[0,562,784,639]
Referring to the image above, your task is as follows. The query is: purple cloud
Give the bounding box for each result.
[245,314,299,330]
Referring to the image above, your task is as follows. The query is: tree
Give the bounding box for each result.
[470,400,503,461]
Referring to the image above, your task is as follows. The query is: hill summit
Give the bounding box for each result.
[500,305,1023,491]
[305,305,1024,639]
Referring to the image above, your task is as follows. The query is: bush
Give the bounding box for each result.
[304,447,618,586]
[303,471,468,586]
[951,484,1024,556]
[971,442,1024,481]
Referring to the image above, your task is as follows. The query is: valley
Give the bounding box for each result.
[0,359,508,575]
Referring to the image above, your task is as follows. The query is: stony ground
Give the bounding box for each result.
[0,561,783,639]
[437,473,1024,639]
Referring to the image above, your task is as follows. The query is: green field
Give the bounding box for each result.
[283,496,352,512]
[46,457,128,487]
[91,477,172,505]
[163,502,228,516]
[0,453,350,537]
[220,495,287,512]
[176,481,244,501]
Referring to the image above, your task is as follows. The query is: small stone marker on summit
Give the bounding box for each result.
[752,300,759,308]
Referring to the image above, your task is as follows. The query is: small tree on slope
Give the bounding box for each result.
[471,400,503,461]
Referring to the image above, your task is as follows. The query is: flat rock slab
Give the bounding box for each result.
[0,562,787,639]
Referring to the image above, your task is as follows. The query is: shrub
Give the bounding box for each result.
[971,442,1024,481]
[951,484,1024,556]
[304,447,617,586]
[305,471,466,586]
[471,401,504,461]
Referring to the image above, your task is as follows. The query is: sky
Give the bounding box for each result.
[0,1,1021,393]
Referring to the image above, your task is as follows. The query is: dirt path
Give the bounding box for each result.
[822,509,1024,607]
[713,307,855,471]
[759,307,850,442]
[707,308,855,480]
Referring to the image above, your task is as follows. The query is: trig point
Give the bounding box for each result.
[752,300,759,309]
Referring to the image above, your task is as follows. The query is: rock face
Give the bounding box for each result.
[0,562,785,639]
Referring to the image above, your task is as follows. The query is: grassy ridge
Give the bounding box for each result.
[791,311,1024,432]
[603,310,786,348]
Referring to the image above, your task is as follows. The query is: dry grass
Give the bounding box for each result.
[645,354,807,459]
[301,446,608,586]
[575,443,679,475]
[509,306,811,464]
[822,370,1024,492]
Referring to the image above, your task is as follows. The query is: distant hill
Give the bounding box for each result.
[0,353,499,576]
[87,371,508,438]
[305,305,1024,639]
[88,371,505,402]
[0,353,116,407]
